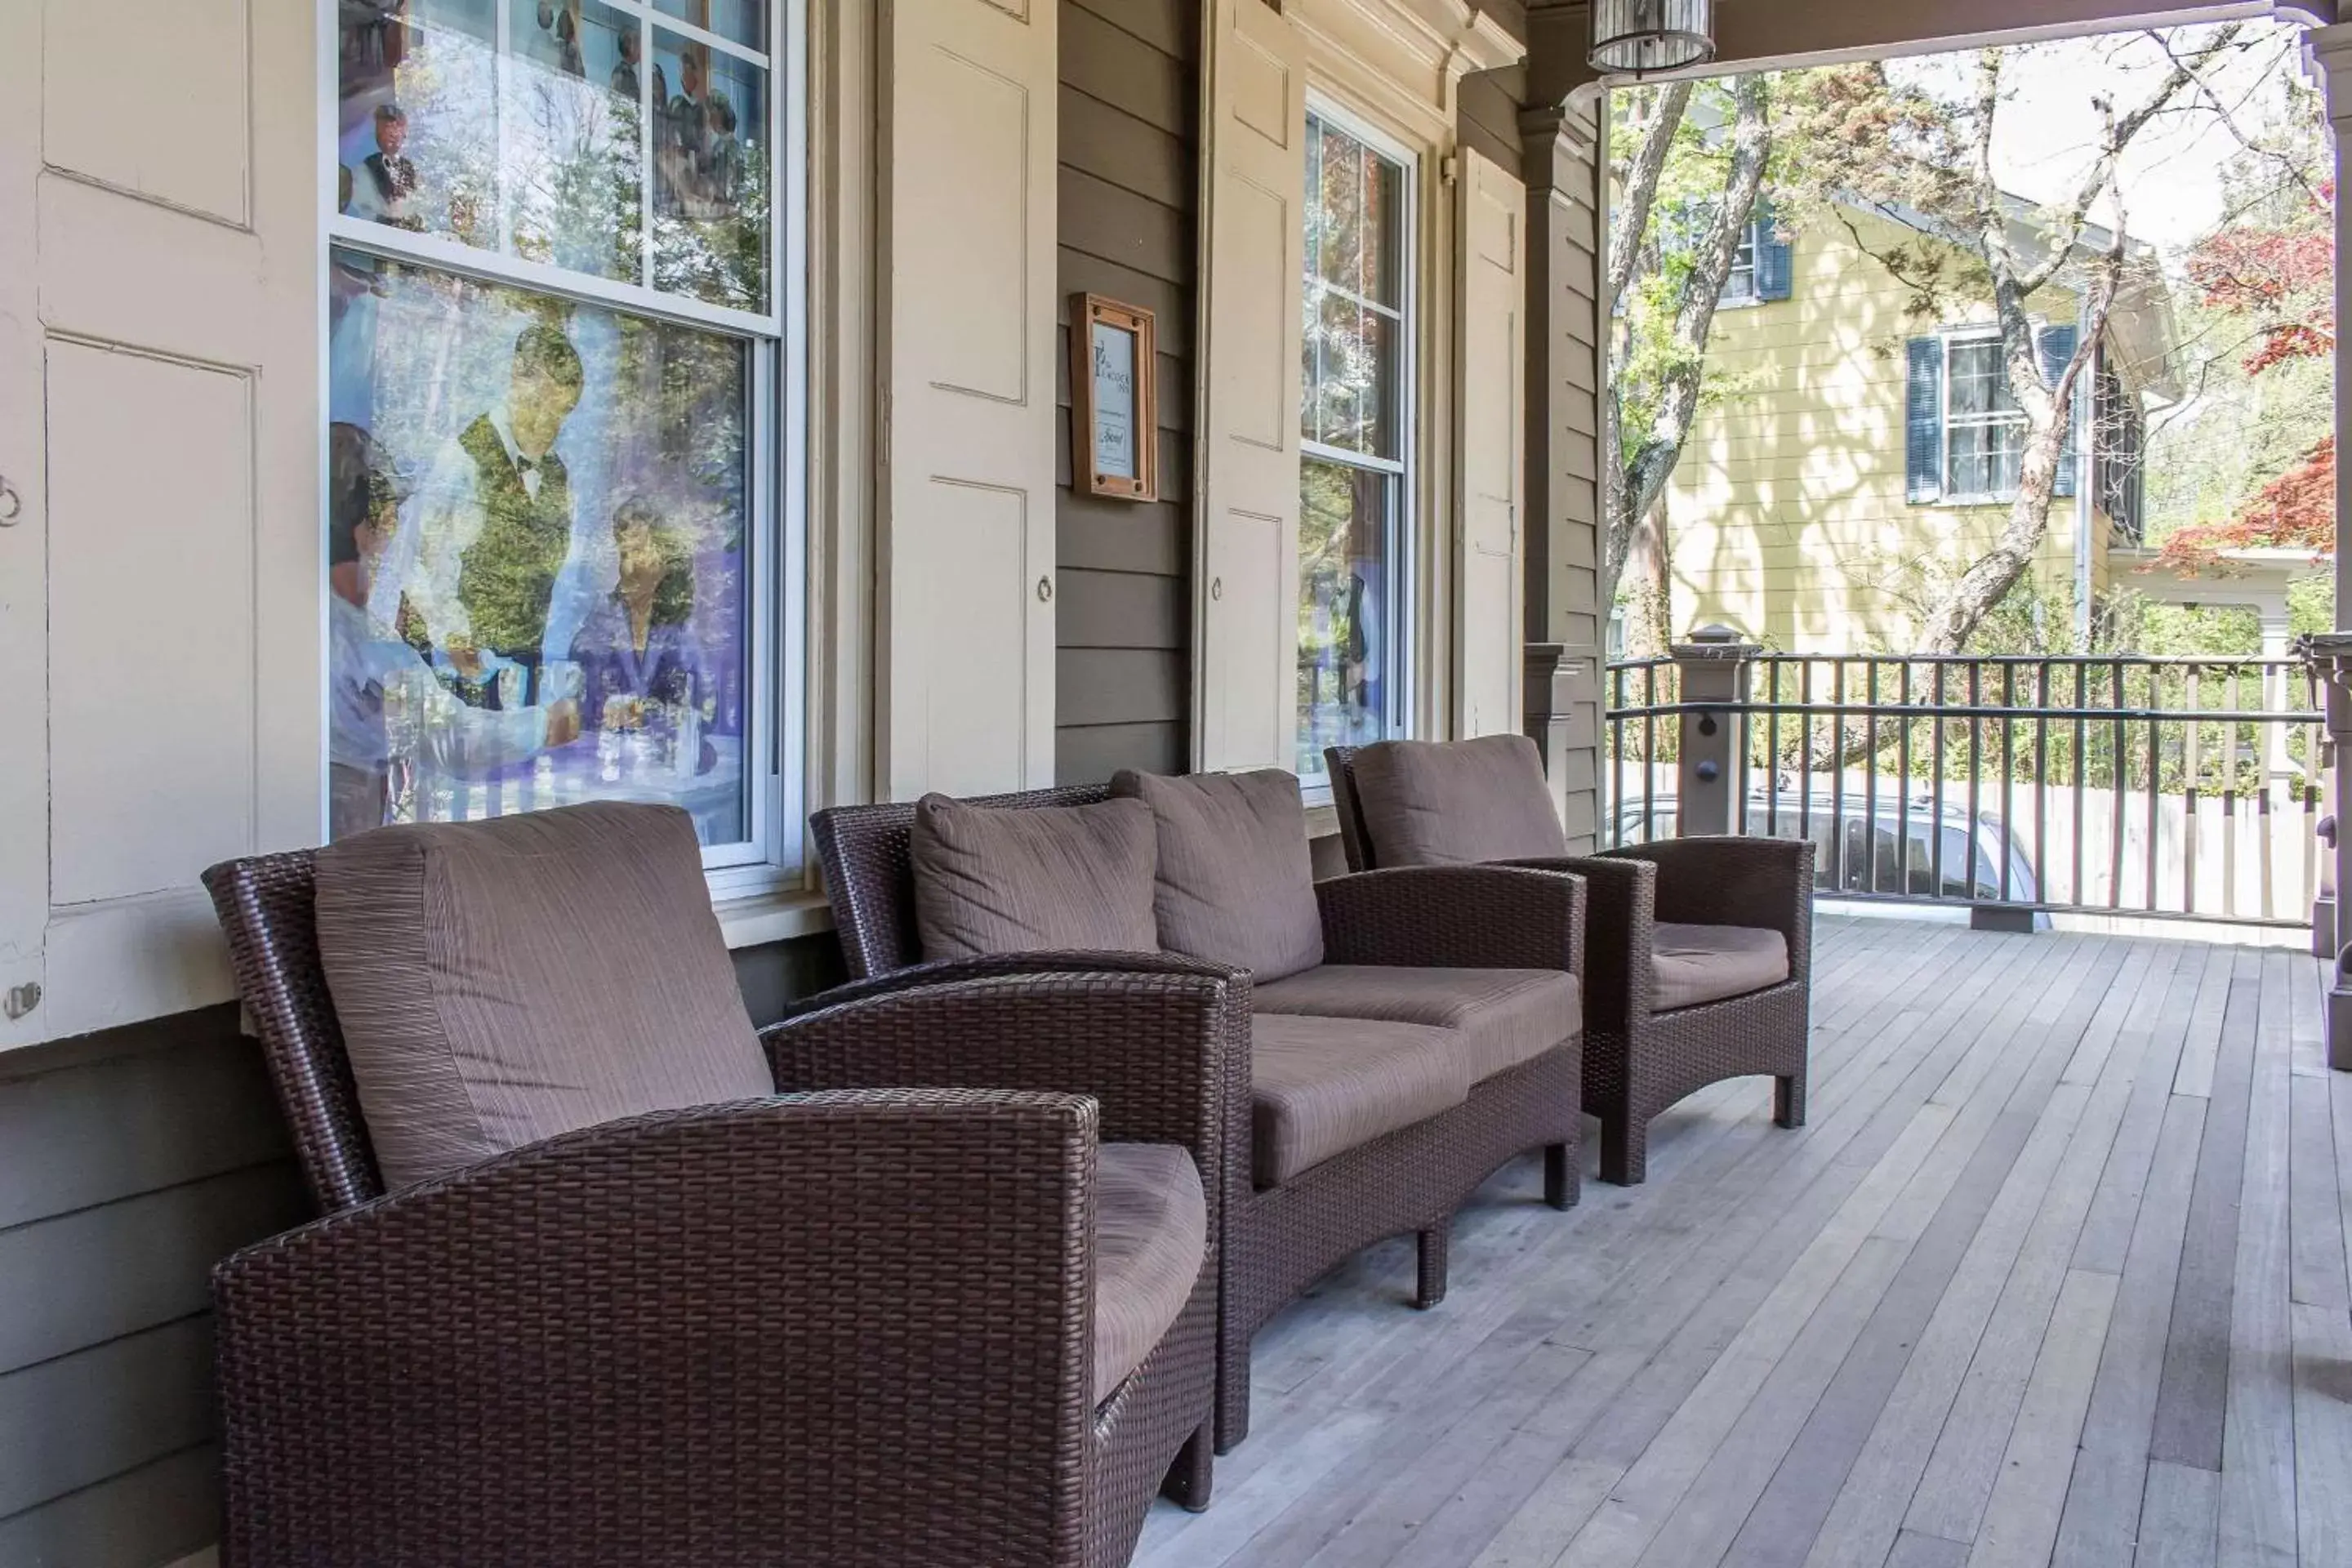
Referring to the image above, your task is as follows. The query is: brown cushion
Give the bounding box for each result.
[1348,735,1568,866]
[1254,964,1580,1084]
[1250,1014,1470,1185]
[908,793,1158,960]
[1094,1143,1207,1399]
[314,802,772,1192]
[1112,769,1324,983]
[1653,923,1791,1011]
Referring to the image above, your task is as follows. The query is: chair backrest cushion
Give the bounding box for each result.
[909,792,1159,959]
[313,802,771,1190]
[1348,735,1568,866]
[1112,768,1324,983]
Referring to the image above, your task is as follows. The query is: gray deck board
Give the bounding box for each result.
[1132,922,2335,1568]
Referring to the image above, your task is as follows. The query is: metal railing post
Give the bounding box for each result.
[1670,625,1762,839]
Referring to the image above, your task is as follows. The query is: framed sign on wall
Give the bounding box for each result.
[1070,293,1157,501]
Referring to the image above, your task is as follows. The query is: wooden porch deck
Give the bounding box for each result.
[1135,915,2351,1568]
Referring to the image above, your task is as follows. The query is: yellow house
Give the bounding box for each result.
[1653,201,2179,653]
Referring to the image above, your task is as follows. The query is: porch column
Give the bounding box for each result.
[2308,24,2352,1060]
[1518,90,1609,849]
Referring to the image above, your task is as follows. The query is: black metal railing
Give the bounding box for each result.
[1604,653,2326,926]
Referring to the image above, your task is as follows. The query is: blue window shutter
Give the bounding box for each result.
[1756,196,1793,301]
[1906,336,1944,504]
[2038,323,2080,497]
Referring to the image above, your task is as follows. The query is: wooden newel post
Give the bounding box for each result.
[1671,625,1761,840]
[2301,635,2352,1071]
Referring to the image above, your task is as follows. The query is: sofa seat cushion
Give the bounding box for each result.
[1094,1143,1208,1399]
[908,792,1158,960]
[1254,965,1579,1084]
[1112,768,1325,983]
[1347,735,1569,866]
[1250,1014,1471,1187]
[1653,924,1791,1012]
[314,802,773,1192]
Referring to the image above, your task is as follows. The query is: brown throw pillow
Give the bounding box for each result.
[908,793,1159,959]
[1112,768,1324,983]
[1349,735,1568,866]
[314,802,772,1192]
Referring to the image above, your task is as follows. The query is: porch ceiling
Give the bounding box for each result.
[1526,0,2339,103]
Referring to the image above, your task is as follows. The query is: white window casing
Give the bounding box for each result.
[876,0,1059,799]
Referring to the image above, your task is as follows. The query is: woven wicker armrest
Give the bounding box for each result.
[1493,855,1657,1026]
[213,1089,1100,1567]
[777,948,1249,1020]
[1315,865,1588,978]
[764,969,1244,1175]
[1603,835,1815,967]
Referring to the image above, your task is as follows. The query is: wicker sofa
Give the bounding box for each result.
[811,772,1588,1453]
[202,811,1227,1568]
[1329,737,1814,1186]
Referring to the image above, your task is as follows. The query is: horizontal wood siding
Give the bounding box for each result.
[0,932,839,1566]
[1662,207,2093,650]
[1056,0,1197,784]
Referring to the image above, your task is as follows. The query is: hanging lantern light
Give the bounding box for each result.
[1588,0,1717,77]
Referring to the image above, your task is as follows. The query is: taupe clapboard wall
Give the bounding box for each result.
[1054,0,1198,784]
[0,938,837,1567]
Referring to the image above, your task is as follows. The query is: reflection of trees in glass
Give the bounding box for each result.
[386,28,502,247]
[653,140,772,311]
[507,61,642,282]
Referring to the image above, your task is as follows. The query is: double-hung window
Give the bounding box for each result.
[1722,218,1760,303]
[325,0,800,879]
[1942,334,2029,501]
[1298,107,1413,781]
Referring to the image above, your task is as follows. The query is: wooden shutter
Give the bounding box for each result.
[0,0,319,1046]
[2038,322,2081,499]
[1194,0,1305,773]
[1905,336,1944,506]
[1456,148,1526,740]
[1756,197,1793,301]
[879,0,1058,799]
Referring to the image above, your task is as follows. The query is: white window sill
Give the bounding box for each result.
[714,888,835,949]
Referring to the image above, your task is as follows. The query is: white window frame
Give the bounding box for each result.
[1721,215,1762,306]
[1940,327,2028,507]
[314,0,809,893]
[1298,93,1419,782]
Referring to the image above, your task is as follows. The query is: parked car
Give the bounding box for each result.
[1610,787,2042,906]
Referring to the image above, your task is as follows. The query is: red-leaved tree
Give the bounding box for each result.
[2157,179,2335,571]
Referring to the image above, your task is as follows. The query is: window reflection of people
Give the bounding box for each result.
[532,1,586,77]
[611,29,640,101]
[349,104,420,229]
[329,424,581,841]
[571,499,719,779]
[702,94,742,215]
[389,323,586,709]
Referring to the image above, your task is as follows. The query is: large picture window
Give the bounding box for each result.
[1298,108,1412,780]
[327,0,795,867]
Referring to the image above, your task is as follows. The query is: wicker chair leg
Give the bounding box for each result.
[1414,1223,1450,1310]
[1598,1113,1648,1187]
[1162,1418,1215,1512]
[1544,1142,1578,1210]
[1775,1071,1806,1129]
[1214,1325,1252,1454]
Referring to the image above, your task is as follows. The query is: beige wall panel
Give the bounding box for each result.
[1457,148,1524,739]
[46,344,255,910]
[1194,0,1305,773]
[42,0,251,226]
[881,0,1058,798]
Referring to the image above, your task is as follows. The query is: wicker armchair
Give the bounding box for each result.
[811,786,1584,1454]
[1330,745,1813,1186]
[201,849,1226,1568]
